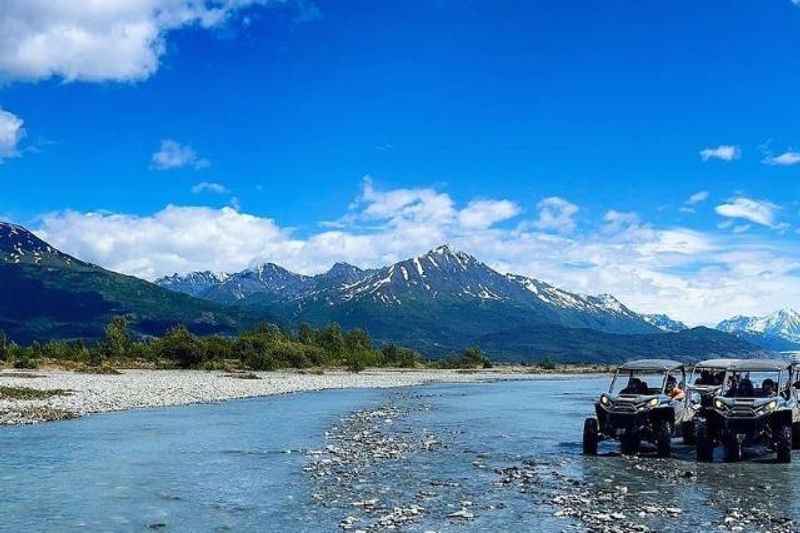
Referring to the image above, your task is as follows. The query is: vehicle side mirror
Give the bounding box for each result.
[793,381,800,390]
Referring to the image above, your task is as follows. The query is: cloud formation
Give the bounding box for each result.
[0,1,319,83]
[686,191,709,205]
[700,145,741,162]
[458,200,520,229]
[715,197,780,228]
[0,107,25,161]
[762,151,800,167]
[151,139,209,170]
[32,179,800,326]
[533,197,579,234]
[192,181,229,194]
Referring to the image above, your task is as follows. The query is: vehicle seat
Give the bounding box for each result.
[737,378,754,397]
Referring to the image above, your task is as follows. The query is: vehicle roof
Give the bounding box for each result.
[694,358,740,370]
[730,359,792,372]
[619,359,684,371]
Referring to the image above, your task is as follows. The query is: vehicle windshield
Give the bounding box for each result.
[610,370,665,396]
[724,370,783,398]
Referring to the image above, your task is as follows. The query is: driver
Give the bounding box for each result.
[762,378,776,397]
[666,376,685,400]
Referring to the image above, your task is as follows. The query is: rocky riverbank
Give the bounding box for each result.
[0,368,545,426]
[305,388,800,533]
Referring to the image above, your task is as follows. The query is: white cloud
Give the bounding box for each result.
[151,139,209,170]
[30,181,800,327]
[532,197,579,234]
[0,1,319,83]
[715,197,780,228]
[762,151,800,167]
[36,205,301,281]
[700,145,741,162]
[686,191,709,205]
[0,107,25,161]
[192,181,228,194]
[458,200,520,229]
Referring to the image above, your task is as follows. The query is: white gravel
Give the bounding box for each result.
[0,368,543,425]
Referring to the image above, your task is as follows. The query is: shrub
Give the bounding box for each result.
[154,326,204,369]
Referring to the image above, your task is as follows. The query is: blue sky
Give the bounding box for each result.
[1,0,800,324]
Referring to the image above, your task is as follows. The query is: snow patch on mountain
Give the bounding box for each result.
[717,308,800,345]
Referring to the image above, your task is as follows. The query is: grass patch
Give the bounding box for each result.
[0,386,73,400]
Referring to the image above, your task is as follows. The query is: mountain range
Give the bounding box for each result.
[717,309,800,351]
[0,220,767,362]
[0,222,244,344]
[155,244,759,361]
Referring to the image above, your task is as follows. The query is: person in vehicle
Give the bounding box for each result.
[621,377,643,394]
[736,378,754,397]
[695,370,712,385]
[761,378,776,397]
[666,376,685,400]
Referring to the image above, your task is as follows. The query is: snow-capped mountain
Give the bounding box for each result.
[642,313,689,333]
[155,271,230,298]
[157,261,375,304]
[160,244,661,336]
[717,309,800,349]
[0,223,78,268]
[0,221,240,343]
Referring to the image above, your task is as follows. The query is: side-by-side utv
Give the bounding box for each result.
[583,359,691,458]
[686,358,739,451]
[697,359,800,463]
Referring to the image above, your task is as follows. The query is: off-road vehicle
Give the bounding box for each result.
[583,359,691,457]
[697,359,800,463]
[685,358,739,451]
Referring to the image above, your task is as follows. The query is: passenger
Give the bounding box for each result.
[695,370,711,385]
[725,374,740,397]
[621,377,642,394]
[712,371,725,386]
[762,378,776,397]
[666,376,685,401]
[737,378,754,397]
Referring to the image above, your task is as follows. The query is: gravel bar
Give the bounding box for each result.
[0,368,544,426]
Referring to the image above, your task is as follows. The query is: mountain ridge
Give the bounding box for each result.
[717,308,800,351]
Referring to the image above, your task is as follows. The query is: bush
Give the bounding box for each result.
[154,326,204,369]
[539,356,557,370]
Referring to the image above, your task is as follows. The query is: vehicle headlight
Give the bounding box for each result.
[600,395,609,405]
[764,400,777,412]
[714,398,727,410]
[647,398,659,408]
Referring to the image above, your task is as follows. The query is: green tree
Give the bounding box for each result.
[154,326,204,368]
[103,316,132,358]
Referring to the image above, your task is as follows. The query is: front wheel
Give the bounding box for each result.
[792,422,800,450]
[724,435,743,463]
[696,420,714,462]
[681,420,696,445]
[656,424,672,458]
[620,430,640,456]
[777,424,792,463]
[583,418,599,456]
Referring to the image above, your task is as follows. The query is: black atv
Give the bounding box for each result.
[583,359,691,458]
[687,358,739,459]
[697,359,800,463]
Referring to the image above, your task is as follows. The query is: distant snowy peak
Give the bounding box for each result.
[642,313,689,333]
[718,308,800,345]
[154,243,661,336]
[0,222,78,268]
[155,271,230,298]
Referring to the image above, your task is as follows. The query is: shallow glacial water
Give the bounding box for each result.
[2,376,799,531]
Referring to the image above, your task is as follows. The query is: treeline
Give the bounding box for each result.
[0,317,492,372]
